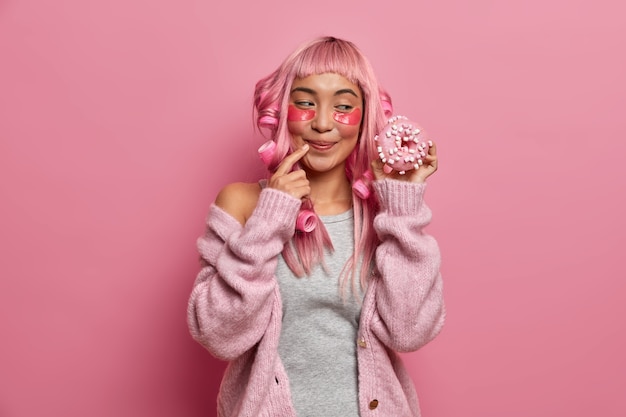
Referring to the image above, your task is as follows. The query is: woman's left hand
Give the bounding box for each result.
[371,141,438,183]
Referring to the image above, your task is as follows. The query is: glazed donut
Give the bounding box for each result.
[374,115,432,175]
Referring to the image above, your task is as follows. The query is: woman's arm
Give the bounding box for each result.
[187,185,301,360]
[367,179,445,352]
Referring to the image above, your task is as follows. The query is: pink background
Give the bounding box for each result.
[1,0,625,416]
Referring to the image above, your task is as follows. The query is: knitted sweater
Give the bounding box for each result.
[187,179,445,417]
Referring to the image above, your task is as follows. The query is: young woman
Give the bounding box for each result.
[187,36,445,417]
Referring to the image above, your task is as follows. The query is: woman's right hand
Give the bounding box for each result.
[267,144,311,199]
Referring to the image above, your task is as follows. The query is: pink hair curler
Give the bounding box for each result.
[258,140,277,167]
[381,99,393,118]
[352,170,374,199]
[295,210,317,233]
[258,115,279,129]
[257,140,318,233]
[374,115,432,175]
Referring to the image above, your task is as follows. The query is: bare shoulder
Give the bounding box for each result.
[214,181,262,226]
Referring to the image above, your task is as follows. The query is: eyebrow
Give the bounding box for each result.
[291,86,360,98]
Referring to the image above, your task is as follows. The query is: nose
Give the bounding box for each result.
[311,107,334,133]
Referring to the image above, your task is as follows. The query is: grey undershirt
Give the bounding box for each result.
[276,209,363,417]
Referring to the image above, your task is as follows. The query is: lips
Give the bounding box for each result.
[305,140,336,151]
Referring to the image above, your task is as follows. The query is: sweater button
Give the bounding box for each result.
[358,338,367,348]
[369,399,379,410]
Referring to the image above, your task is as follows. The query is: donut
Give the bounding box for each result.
[374,115,432,175]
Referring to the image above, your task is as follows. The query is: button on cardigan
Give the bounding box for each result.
[187,179,445,417]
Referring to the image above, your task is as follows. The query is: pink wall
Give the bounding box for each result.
[1,0,625,416]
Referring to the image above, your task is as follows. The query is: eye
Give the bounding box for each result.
[295,100,315,108]
[336,104,354,112]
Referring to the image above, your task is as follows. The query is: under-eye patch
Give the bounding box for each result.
[333,108,362,125]
[287,105,316,121]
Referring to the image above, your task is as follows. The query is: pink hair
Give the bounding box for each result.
[253,36,394,293]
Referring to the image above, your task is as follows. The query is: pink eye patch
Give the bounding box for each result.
[333,108,361,125]
[287,105,315,121]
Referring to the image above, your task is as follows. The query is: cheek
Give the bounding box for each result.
[334,117,361,141]
[332,108,362,126]
[336,123,360,140]
[287,105,315,121]
[287,117,307,138]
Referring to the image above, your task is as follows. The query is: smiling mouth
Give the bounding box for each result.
[306,140,336,151]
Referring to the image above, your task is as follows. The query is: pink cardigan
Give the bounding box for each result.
[187,179,445,417]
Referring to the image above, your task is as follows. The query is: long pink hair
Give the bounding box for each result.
[253,36,393,293]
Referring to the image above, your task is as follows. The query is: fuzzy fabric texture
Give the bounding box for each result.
[187,179,445,417]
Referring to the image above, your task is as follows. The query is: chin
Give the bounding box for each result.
[302,159,344,175]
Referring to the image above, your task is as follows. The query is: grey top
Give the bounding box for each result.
[276,209,364,417]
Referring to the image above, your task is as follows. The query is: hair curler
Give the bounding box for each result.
[294,209,317,233]
[257,140,318,233]
[352,170,374,199]
[258,140,277,167]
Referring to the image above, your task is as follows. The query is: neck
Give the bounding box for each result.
[306,166,353,216]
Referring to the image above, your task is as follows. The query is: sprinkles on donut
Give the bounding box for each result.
[374,115,433,175]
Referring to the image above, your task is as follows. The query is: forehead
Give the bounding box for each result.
[291,73,362,97]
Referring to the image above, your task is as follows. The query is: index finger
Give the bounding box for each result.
[275,144,309,175]
[427,140,437,156]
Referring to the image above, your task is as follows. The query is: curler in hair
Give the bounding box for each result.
[258,115,279,129]
[258,140,277,167]
[295,209,317,233]
[352,170,374,199]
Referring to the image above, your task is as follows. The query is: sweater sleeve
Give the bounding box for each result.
[187,188,301,361]
[368,179,445,352]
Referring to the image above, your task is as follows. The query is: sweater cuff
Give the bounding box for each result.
[373,179,427,216]
[253,187,302,229]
